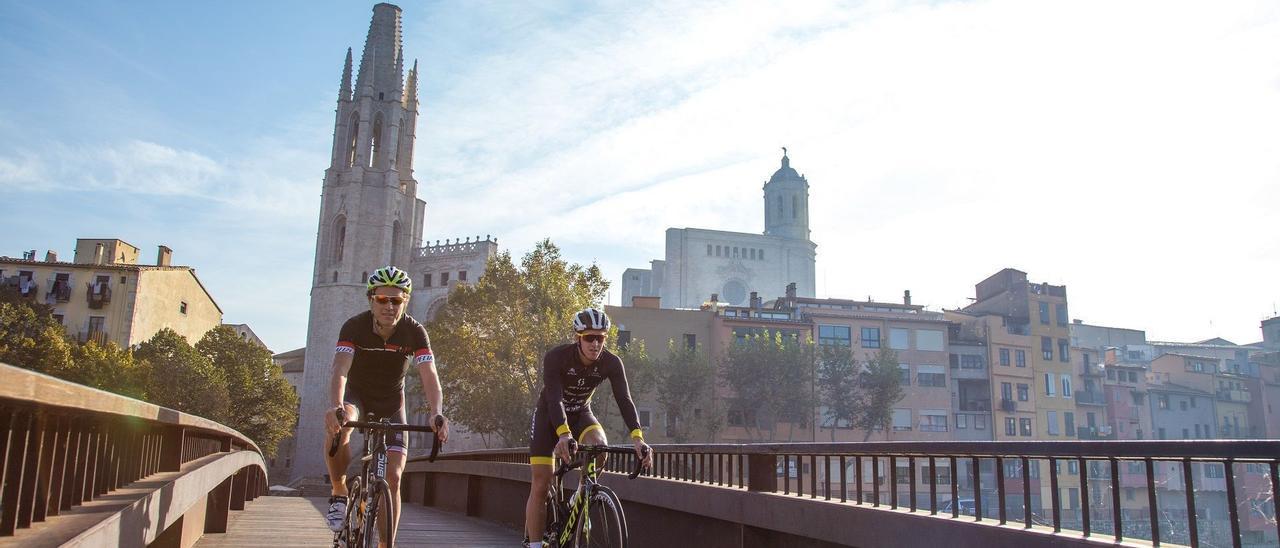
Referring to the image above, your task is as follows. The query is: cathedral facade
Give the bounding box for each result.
[622,152,818,308]
[293,4,494,480]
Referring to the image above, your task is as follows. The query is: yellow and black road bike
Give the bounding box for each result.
[539,443,648,548]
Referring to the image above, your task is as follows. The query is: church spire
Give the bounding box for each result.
[354,3,404,98]
[339,48,353,102]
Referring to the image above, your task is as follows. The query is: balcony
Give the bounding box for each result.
[46,281,72,303]
[87,282,112,309]
[1000,398,1016,413]
[79,330,109,346]
[1074,390,1106,406]
[1216,389,1251,403]
[959,400,991,412]
[3,276,39,300]
[1077,425,1115,440]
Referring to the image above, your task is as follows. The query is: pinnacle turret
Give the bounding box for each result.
[339,48,353,102]
[403,60,418,108]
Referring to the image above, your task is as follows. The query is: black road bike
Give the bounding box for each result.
[329,412,443,548]
[538,442,648,548]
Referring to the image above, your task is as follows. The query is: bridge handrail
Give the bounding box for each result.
[0,362,267,544]
[414,439,1280,547]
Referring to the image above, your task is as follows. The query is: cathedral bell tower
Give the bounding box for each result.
[763,148,810,241]
[294,3,427,480]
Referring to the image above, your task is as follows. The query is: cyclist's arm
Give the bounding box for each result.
[541,352,571,437]
[608,359,644,440]
[415,351,444,419]
[329,350,354,411]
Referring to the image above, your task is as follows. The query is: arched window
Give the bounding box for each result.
[345,113,360,168]
[332,215,347,264]
[395,118,406,170]
[332,271,338,283]
[776,195,783,217]
[792,195,798,218]
[369,114,384,168]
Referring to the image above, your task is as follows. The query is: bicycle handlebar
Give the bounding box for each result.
[556,442,651,480]
[328,413,445,462]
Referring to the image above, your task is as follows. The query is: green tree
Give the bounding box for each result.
[196,326,298,456]
[0,288,74,377]
[851,347,904,441]
[135,328,230,423]
[654,341,721,443]
[720,330,814,442]
[815,345,858,441]
[67,341,149,400]
[425,239,609,446]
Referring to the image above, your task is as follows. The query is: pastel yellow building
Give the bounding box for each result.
[0,238,222,347]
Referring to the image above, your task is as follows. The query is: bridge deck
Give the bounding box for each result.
[194,496,517,547]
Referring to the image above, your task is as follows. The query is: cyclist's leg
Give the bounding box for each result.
[325,392,361,532]
[380,396,409,548]
[525,406,557,544]
[576,409,608,467]
[326,393,362,496]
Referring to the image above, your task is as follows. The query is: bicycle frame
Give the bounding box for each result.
[330,414,443,548]
[543,444,647,548]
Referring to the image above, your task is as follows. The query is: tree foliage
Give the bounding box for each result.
[0,292,74,377]
[815,345,859,441]
[426,239,609,446]
[851,347,905,441]
[68,341,150,400]
[720,330,815,442]
[654,341,721,443]
[196,326,299,456]
[135,328,230,423]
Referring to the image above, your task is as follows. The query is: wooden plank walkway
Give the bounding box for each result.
[195,496,517,547]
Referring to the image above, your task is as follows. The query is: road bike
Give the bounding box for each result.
[537,442,648,548]
[329,413,443,548]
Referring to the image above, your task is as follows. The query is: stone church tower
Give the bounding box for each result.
[763,149,810,241]
[293,3,426,480]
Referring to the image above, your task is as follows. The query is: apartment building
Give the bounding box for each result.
[0,239,222,347]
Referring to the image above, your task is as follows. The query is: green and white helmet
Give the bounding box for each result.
[367,266,413,294]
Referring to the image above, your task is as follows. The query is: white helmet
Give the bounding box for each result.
[572,307,610,333]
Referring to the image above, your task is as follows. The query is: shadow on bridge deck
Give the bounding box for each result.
[193,496,517,547]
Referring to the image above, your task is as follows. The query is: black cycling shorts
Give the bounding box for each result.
[342,388,407,454]
[528,406,603,465]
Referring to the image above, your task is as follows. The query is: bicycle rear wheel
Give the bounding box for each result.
[575,485,626,548]
[338,476,364,548]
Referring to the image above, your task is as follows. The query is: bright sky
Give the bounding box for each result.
[1,1,1277,352]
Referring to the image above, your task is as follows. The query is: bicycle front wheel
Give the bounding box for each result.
[575,485,626,548]
[340,476,365,548]
[362,482,395,547]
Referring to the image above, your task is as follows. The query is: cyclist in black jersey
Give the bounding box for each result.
[523,308,652,547]
[322,266,449,543]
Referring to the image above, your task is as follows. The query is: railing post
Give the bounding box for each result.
[160,426,185,473]
[0,410,31,536]
[204,474,233,534]
[229,468,248,511]
[746,453,777,492]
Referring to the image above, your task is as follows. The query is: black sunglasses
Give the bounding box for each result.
[581,334,607,343]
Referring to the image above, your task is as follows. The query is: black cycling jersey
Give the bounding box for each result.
[336,311,433,411]
[539,343,642,438]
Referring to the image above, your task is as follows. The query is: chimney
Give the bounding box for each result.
[631,295,660,309]
[785,282,797,300]
[710,293,719,304]
[157,245,172,267]
[903,290,912,306]
[749,291,761,310]
[45,250,57,262]
[93,243,105,265]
